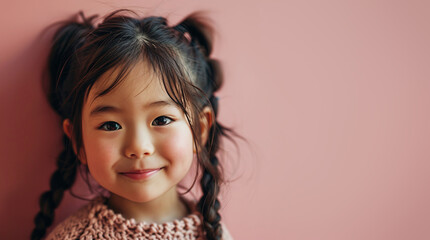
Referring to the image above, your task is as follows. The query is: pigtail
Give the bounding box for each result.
[199,94,238,240]
[31,137,78,240]
[31,11,97,240]
[198,124,223,240]
[175,14,236,240]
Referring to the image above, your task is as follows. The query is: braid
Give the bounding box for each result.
[198,110,237,240]
[31,135,78,240]
[32,11,97,240]
[198,153,222,240]
[198,103,223,239]
[174,13,234,240]
[198,42,225,239]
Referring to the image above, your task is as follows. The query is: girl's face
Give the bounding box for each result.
[79,61,195,203]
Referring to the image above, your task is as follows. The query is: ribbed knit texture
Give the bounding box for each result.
[45,197,222,240]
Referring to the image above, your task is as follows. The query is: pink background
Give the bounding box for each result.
[1,0,430,239]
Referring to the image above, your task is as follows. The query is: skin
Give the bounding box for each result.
[62,60,213,223]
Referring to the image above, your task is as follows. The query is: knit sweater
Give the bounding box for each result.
[46,197,233,240]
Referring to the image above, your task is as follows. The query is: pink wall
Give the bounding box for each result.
[1,0,430,239]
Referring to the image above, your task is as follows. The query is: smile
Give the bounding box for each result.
[119,168,163,180]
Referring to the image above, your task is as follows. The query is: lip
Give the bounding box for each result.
[119,168,163,180]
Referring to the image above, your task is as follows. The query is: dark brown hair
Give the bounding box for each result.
[31,9,238,240]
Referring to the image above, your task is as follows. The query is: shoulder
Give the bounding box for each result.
[221,222,234,240]
[45,199,100,240]
[182,197,234,240]
[181,198,234,240]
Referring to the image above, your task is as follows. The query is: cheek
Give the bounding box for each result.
[158,125,194,165]
[82,132,118,169]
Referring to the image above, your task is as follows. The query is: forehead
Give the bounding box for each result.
[85,60,166,105]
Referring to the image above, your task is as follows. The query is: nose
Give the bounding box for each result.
[124,126,155,159]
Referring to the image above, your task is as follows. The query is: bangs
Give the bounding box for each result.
[84,46,202,115]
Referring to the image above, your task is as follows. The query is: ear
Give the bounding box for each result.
[63,119,87,164]
[199,106,214,147]
[62,118,73,139]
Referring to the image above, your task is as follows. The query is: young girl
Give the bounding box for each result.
[31,9,236,240]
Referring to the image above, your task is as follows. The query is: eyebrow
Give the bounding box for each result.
[89,100,175,116]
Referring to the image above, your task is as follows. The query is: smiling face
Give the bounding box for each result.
[79,60,195,203]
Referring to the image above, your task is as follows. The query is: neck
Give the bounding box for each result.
[107,187,190,224]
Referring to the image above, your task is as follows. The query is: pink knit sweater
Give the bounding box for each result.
[46,197,233,240]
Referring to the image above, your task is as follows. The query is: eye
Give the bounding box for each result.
[98,121,122,131]
[152,116,173,126]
